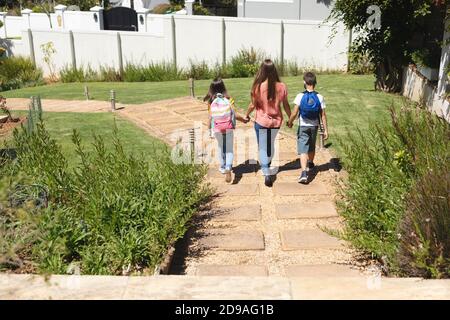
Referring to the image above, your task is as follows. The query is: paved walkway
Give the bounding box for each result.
[8,97,362,277]
[4,97,450,299]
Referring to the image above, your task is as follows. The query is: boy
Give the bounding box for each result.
[287,72,328,184]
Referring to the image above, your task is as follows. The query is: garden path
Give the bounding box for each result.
[8,97,367,277]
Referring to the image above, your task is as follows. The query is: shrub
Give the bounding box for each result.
[0,120,210,275]
[348,46,374,75]
[397,170,450,278]
[186,61,213,80]
[0,56,43,91]
[338,104,450,276]
[124,62,184,82]
[229,48,264,78]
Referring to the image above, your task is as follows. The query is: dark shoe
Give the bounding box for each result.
[298,171,308,184]
[307,160,315,170]
[264,175,273,187]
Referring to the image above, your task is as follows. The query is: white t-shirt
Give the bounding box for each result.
[293,91,326,127]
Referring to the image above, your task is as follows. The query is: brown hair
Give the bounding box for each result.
[303,72,317,87]
[251,59,281,101]
[204,77,228,104]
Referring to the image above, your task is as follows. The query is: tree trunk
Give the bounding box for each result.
[375,57,403,93]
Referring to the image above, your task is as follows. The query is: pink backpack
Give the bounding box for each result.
[210,94,235,133]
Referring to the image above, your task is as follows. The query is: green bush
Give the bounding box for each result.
[338,104,450,277]
[229,48,264,78]
[348,47,374,75]
[186,61,214,80]
[60,65,121,83]
[397,170,449,278]
[0,56,43,91]
[0,120,210,275]
[124,62,184,82]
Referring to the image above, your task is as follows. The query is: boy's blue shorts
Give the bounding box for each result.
[297,126,318,154]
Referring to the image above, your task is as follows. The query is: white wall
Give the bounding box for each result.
[238,0,334,21]
[4,14,350,76]
[1,16,23,38]
[225,17,282,62]
[64,11,100,31]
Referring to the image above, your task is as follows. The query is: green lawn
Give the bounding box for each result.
[3,74,408,156]
[4,111,166,167]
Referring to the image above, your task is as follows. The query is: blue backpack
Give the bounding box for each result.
[299,91,321,120]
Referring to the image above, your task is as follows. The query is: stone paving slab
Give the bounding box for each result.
[216,183,259,196]
[196,265,268,276]
[213,204,261,221]
[199,230,265,251]
[285,264,362,277]
[275,202,338,219]
[273,182,328,196]
[280,229,343,250]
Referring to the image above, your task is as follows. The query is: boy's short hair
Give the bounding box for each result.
[303,72,317,86]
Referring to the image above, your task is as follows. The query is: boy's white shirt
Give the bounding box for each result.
[293,91,326,127]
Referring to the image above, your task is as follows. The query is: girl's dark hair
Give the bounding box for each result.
[204,77,227,104]
[252,59,281,101]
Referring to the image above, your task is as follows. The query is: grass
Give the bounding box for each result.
[6,111,166,167]
[0,113,209,275]
[3,74,408,155]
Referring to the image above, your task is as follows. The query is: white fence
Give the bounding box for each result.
[2,14,350,77]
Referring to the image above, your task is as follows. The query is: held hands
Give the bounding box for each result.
[286,120,293,128]
[243,115,251,124]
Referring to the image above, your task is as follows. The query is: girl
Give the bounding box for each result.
[205,77,247,183]
[245,59,291,187]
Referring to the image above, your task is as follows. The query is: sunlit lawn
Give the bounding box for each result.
[3,74,408,156]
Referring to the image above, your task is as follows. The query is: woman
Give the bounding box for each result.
[245,59,291,187]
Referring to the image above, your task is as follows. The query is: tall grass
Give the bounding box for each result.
[57,48,343,84]
[0,120,211,275]
[338,103,450,277]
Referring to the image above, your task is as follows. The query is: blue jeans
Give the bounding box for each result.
[214,130,234,171]
[254,122,279,176]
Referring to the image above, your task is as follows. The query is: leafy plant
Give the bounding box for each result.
[397,169,449,278]
[331,0,447,92]
[0,119,211,275]
[40,42,57,82]
[229,47,264,78]
[338,103,450,276]
[0,56,43,91]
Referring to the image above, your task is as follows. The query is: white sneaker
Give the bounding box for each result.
[219,168,226,174]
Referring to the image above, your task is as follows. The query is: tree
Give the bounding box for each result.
[330,0,447,92]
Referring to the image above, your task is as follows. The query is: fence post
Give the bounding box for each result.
[84,86,89,100]
[280,20,284,72]
[189,78,195,97]
[54,4,67,30]
[21,9,32,30]
[222,18,226,66]
[347,28,353,73]
[0,12,7,38]
[116,32,124,79]
[171,15,177,69]
[69,30,76,70]
[110,90,116,111]
[26,28,36,67]
[189,128,195,163]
